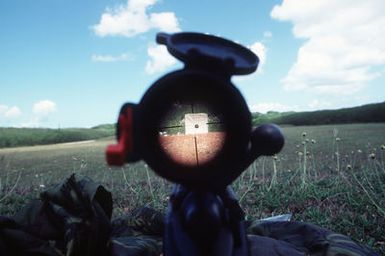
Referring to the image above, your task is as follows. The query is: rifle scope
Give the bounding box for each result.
[106,32,284,190]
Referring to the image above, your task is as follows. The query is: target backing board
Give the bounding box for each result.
[185,113,208,135]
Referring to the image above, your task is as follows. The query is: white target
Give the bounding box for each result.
[185,113,208,135]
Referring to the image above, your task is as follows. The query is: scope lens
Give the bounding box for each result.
[158,101,226,167]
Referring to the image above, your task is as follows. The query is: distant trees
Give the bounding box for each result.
[0,126,114,148]
[252,102,385,126]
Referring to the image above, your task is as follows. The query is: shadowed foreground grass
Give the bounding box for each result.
[0,123,384,253]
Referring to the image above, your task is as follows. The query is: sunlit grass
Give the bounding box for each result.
[0,123,384,253]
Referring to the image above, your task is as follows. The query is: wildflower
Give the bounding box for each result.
[381,144,385,150]
[302,132,307,137]
[357,149,362,153]
[39,184,46,188]
[272,155,278,160]
[302,141,306,145]
[335,137,341,142]
[311,139,316,144]
[298,152,303,156]
[369,153,376,160]
[80,160,87,168]
[346,165,352,170]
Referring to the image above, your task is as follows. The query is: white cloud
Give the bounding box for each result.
[0,105,6,114]
[0,105,22,119]
[249,42,267,72]
[91,53,132,62]
[145,44,177,74]
[17,100,57,127]
[1,101,58,128]
[92,0,180,37]
[271,0,385,95]
[19,117,40,128]
[308,99,332,109]
[33,100,56,116]
[263,31,273,38]
[250,102,296,113]
[149,12,180,33]
[5,106,22,118]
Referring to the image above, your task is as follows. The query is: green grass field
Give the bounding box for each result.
[0,123,384,253]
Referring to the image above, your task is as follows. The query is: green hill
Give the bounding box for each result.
[253,101,385,126]
[0,126,114,148]
[91,123,115,131]
[1,102,383,148]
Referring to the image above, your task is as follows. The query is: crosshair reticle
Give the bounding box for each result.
[158,101,225,166]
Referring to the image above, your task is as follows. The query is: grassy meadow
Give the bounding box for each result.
[0,123,384,253]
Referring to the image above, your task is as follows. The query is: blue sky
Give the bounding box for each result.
[1,0,384,128]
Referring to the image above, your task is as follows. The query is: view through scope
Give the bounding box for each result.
[158,100,226,167]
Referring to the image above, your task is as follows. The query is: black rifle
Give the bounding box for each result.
[106,32,284,255]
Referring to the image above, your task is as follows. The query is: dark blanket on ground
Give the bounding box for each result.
[0,174,378,256]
